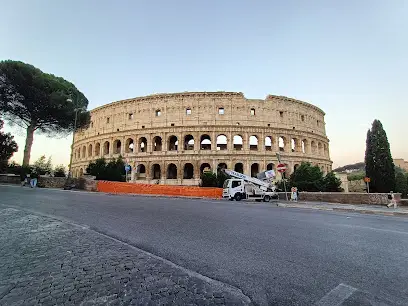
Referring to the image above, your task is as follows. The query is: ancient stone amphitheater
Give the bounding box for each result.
[71,92,332,185]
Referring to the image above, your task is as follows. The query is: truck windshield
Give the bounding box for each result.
[223,179,230,189]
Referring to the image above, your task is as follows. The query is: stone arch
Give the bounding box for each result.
[153,136,162,151]
[139,137,147,152]
[200,134,211,150]
[79,168,84,176]
[294,163,300,172]
[183,163,194,179]
[217,162,228,171]
[200,163,211,174]
[216,134,227,150]
[113,139,121,154]
[233,135,243,150]
[125,138,134,153]
[94,142,100,156]
[324,143,328,157]
[167,163,178,179]
[311,140,317,154]
[249,135,258,151]
[279,136,286,152]
[184,135,194,150]
[265,136,272,151]
[82,146,86,158]
[168,135,178,151]
[251,163,260,177]
[318,142,323,155]
[301,139,308,154]
[267,163,275,171]
[291,138,299,152]
[234,163,244,173]
[88,144,93,157]
[151,164,161,179]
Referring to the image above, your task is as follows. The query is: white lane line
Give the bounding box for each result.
[316,283,357,306]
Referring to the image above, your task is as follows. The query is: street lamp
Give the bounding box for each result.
[66,98,85,180]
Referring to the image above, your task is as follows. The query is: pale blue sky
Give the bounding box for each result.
[1,0,407,168]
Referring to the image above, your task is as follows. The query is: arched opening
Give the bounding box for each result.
[200,163,211,175]
[167,163,177,179]
[82,146,86,158]
[279,136,286,152]
[137,164,146,179]
[184,135,194,150]
[324,144,328,156]
[267,163,275,171]
[153,136,162,151]
[291,138,299,152]
[249,135,258,151]
[152,164,161,179]
[216,135,227,150]
[168,135,178,151]
[88,144,93,157]
[218,163,227,171]
[311,141,316,154]
[79,168,84,176]
[301,139,307,154]
[251,163,259,177]
[234,163,244,174]
[294,164,300,172]
[94,143,100,156]
[233,135,243,150]
[113,140,121,154]
[318,142,323,155]
[125,138,134,153]
[183,163,194,179]
[200,134,211,150]
[265,136,272,151]
[139,137,147,152]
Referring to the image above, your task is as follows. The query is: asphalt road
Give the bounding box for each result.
[1,185,408,305]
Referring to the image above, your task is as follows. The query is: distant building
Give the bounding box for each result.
[394,159,408,172]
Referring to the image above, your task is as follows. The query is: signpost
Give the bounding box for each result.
[364,177,370,193]
[276,153,288,201]
[125,164,131,182]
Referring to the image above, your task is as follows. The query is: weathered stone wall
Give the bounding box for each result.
[0,174,21,185]
[71,92,332,186]
[278,192,402,205]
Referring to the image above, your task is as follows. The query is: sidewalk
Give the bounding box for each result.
[0,207,251,305]
[276,200,408,217]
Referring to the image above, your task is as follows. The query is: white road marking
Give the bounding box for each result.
[316,283,357,306]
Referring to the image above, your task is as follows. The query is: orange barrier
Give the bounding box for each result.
[96,181,223,199]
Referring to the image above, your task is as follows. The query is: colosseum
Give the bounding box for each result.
[71,91,332,185]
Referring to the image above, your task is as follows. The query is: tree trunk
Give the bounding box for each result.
[23,124,36,166]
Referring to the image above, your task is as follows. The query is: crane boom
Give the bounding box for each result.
[224,169,272,189]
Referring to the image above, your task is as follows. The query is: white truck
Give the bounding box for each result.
[222,169,278,202]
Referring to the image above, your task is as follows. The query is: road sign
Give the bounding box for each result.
[364,177,370,183]
[277,163,286,173]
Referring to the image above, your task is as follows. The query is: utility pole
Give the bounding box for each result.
[276,152,288,201]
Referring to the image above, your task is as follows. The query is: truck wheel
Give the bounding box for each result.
[264,195,271,202]
[234,193,242,201]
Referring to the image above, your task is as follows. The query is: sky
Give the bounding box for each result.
[1,0,407,168]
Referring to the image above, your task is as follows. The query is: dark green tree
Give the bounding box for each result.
[289,162,324,191]
[365,120,395,192]
[53,164,66,177]
[0,119,18,172]
[200,172,218,187]
[323,172,343,192]
[395,167,408,198]
[0,60,90,165]
[86,156,125,181]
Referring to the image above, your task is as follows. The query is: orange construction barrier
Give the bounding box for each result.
[96,181,223,199]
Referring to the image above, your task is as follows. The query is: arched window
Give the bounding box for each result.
[113,140,121,154]
[311,141,316,154]
[200,135,211,150]
[183,163,194,179]
[200,163,211,174]
[139,137,147,152]
[167,163,177,179]
[301,139,307,154]
[217,163,227,171]
[233,135,243,150]
[251,163,259,177]
[216,135,227,150]
[279,137,286,152]
[184,135,194,150]
[265,136,272,151]
[125,138,134,153]
[291,138,299,152]
[94,143,100,156]
[168,135,178,151]
[267,163,275,171]
[88,144,93,157]
[82,146,86,158]
[249,135,258,151]
[318,142,323,155]
[234,163,244,174]
[152,164,161,179]
[153,136,162,151]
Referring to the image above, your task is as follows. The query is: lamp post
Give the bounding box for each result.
[66,98,85,180]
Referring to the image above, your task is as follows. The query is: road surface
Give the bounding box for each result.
[1,185,408,305]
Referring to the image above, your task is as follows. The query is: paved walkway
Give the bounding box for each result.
[0,208,251,305]
[277,200,408,217]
